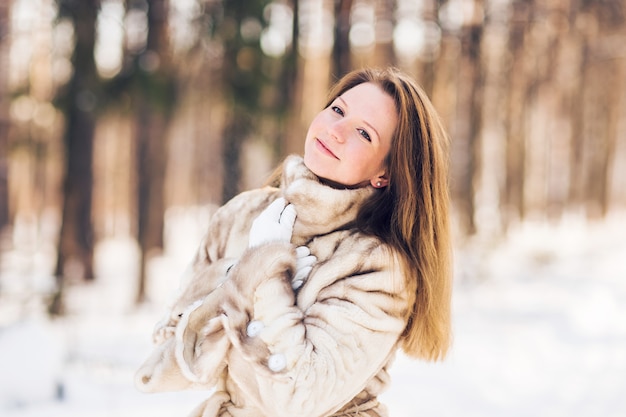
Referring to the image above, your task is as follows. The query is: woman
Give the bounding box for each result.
[135,67,452,417]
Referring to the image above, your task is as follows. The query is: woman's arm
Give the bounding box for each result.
[135,189,279,392]
[150,188,281,340]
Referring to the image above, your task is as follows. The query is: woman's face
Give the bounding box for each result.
[303,82,397,188]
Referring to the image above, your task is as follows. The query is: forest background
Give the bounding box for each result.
[0,0,625,415]
[1,0,625,309]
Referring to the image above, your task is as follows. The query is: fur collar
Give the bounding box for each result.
[280,155,374,244]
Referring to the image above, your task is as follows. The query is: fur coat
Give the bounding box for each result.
[135,155,415,417]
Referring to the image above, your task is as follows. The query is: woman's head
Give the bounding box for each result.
[313,67,453,361]
[317,68,447,194]
[303,82,396,188]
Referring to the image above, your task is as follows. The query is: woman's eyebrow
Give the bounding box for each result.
[337,96,380,140]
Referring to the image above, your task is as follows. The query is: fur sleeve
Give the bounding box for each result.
[134,287,231,393]
[135,188,280,394]
[146,188,280,356]
[217,238,410,417]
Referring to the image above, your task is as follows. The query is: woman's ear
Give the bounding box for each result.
[371,174,389,188]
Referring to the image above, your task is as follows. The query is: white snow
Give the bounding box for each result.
[1,209,625,416]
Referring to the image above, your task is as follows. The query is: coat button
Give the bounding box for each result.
[246,320,264,337]
[268,353,286,372]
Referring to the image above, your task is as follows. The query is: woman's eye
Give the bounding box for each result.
[358,128,371,141]
[331,106,344,116]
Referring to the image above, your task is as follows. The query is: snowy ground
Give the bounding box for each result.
[0,209,625,417]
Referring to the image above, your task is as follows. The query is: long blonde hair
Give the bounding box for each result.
[325,68,453,361]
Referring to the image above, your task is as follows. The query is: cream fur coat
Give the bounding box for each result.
[135,155,415,417]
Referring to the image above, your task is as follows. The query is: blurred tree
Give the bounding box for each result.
[89,0,176,303]
[500,0,532,228]
[207,0,285,201]
[166,0,225,207]
[567,0,587,211]
[276,0,301,156]
[372,0,396,68]
[542,0,570,219]
[216,0,273,201]
[279,0,303,156]
[0,0,9,234]
[580,0,625,217]
[414,0,439,95]
[133,0,176,303]
[450,0,484,235]
[50,0,101,314]
[332,0,353,78]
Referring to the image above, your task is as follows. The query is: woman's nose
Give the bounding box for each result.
[329,120,347,143]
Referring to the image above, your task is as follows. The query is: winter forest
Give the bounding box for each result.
[0,0,625,416]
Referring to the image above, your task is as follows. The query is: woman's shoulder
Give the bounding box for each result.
[301,230,413,329]
[310,230,404,281]
[316,228,393,254]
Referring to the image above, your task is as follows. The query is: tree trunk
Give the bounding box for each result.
[220,0,247,203]
[280,0,302,157]
[543,0,570,220]
[582,2,625,217]
[500,0,533,229]
[568,36,587,209]
[450,3,484,236]
[221,112,250,202]
[0,0,10,234]
[332,0,353,79]
[51,0,100,315]
[219,0,268,202]
[135,0,173,303]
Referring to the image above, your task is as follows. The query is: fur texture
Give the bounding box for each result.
[135,156,414,417]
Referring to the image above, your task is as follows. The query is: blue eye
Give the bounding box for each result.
[331,106,344,116]
[358,128,371,141]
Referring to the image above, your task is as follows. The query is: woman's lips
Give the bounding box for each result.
[316,138,339,159]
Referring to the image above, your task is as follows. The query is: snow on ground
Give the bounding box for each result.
[0,209,625,417]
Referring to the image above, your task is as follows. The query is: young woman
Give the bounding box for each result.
[135,67,453,417]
